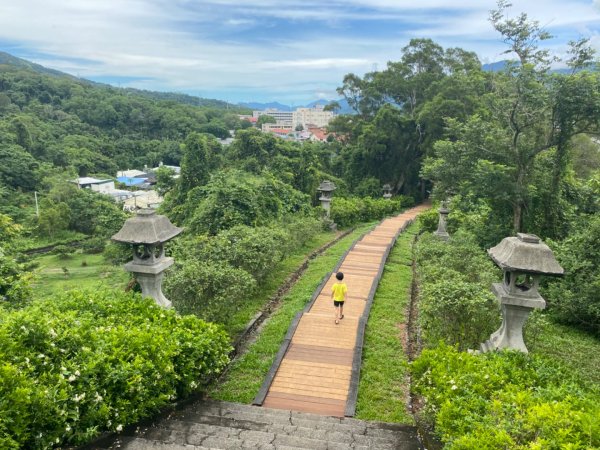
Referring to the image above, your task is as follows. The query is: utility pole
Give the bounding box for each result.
[34,191,39,217]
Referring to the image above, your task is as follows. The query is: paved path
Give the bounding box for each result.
[254,205,428,418]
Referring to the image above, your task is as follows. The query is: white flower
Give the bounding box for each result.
[55,438,60,443]
[68,375,76,382]
[484,374,489,379]
[38,353,45,359]
[73,393,85,402]
[116,424,123,432]
[189,381,198,389]
[74,370,80,376]
[61,366,67,372]
[65,425,71,432]
[451,385,458,390]
[94,392,103,403]
[25,357,30,364]
[49,328,57,338]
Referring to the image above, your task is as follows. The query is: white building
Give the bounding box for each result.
[74,177,115,193]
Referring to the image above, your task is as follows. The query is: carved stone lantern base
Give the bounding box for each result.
[480,282,545,353]
[125,257,174,308]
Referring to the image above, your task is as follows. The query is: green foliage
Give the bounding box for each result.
[256,114,276,128]
[415,232,499,350]
[166,217,321,325]
[545,214,600,336]
[165,260,256,323]
[330,196,411,228]
[80,237,106,254]
[0,289,231,449]
[411,344,600,449]
[51,244,75,259]
[186,170,312,235]
[0,248,32,309]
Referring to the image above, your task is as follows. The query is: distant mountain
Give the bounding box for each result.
[0,51,81,80]
[240,98,355,115]
[0,51,241,111]
[482,60,509,72]
[237,101,294,111]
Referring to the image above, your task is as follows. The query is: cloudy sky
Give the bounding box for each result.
[1,0,599,104]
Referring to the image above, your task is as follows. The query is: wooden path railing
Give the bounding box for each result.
[253,205,428,417]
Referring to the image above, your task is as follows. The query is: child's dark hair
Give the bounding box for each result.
[336,272,344,280]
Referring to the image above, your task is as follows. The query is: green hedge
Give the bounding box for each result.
[330,196,413,228]
[0,290,231,449]
[415,231,499,350]
[412,344,600,449]
[165,218,322,324]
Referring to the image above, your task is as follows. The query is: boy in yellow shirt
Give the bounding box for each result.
[331,272,348,325]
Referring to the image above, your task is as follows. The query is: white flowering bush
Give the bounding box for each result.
[0,289,231,449]
[411,344,600,448]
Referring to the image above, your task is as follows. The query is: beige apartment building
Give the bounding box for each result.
[253,105,335,129]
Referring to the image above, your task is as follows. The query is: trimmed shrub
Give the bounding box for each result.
[411,344,600,449]
[81,237,106,254]
[51,244,75,259]
[0,289,231,449]
[330,196,412,228]
[165,260,257,323]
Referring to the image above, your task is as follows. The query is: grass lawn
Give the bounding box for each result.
[31,252,129,298]
[209,223,377,403]
[355,224,416,424]
[528,316,600,386]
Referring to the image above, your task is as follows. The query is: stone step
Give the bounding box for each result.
[106,401,421,450]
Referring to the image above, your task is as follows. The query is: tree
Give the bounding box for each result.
[154,166,177,196]
[256,114,276,128]
[423,1,600,235]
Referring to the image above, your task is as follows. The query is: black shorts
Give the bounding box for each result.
[333,300,345,307]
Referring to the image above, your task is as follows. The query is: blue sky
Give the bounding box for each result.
[1,0,599,105]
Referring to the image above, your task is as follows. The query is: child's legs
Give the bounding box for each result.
[339,302,344,317]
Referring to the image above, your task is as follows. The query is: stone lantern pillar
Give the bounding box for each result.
[317,180,336,218]
[481,233,563,353]
[382,184,392,200]
[112,209,183,308]
[433,201,450,241]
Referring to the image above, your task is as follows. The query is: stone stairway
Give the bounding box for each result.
[101,400,422,449]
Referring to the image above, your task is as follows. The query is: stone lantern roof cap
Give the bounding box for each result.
[318,180,336,192]
[112,209,183,245]
[488,233,564,275]
[382,183,392,190]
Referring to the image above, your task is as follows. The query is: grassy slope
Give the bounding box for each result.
[355,224,415,424]
[31,252,129,298]
[210,223,376,403]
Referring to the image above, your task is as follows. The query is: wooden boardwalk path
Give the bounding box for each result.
[254,205,428,418]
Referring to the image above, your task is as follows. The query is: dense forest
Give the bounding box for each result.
[1,1,600,448]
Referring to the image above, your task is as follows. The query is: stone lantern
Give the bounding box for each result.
[481,233,563,353]
[112,209,183,308]
[382,184,392,200]
[317,180,336,218]
[433,200,450,241]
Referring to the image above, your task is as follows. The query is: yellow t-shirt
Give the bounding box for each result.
[331,282,347,302]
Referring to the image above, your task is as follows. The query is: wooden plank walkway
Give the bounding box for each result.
[254,205,428,417]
